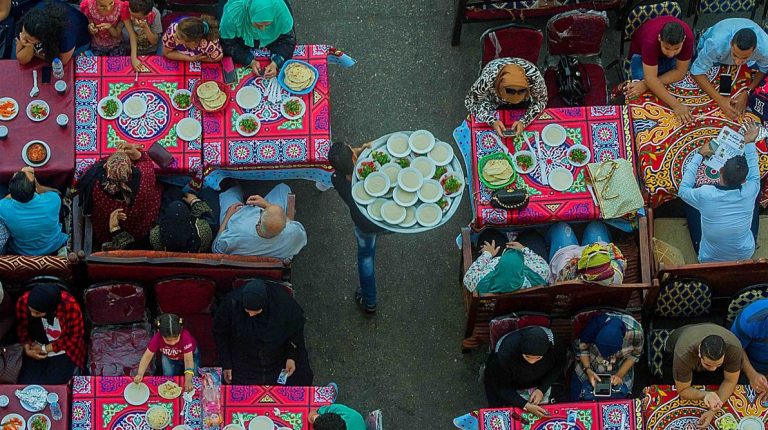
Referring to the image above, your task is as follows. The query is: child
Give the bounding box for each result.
[121,0,162,71]
[161,15,223,63]
[80,0,125,56]
[309,404,365,430]
[134,313,200,392]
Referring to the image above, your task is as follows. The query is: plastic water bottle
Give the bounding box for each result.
[47,392,62,421]
[52,58,64,80]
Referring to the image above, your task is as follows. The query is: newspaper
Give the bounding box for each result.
[703,126,745,171]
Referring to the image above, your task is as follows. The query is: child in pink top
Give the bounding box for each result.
[134,314,200,392]
[80,0,125,56]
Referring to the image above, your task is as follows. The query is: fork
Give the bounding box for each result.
[30,70,39,98]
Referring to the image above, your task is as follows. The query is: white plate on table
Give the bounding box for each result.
[22,140,50,168]
[417,179,443,203]
[548,167,574,192]
[123,382,150,406]
[17,384,47,412]
[123,95,147,119]
[411,156,436,180]
[439,172,465,198]
[27,414,51,430]
[367,198,386,221]
[566,144,591,167]
[26,100,49,122]
[176,118,202,141]
[738,417,764,430]
[399,206,418,227]
[541,123,567,147]
[0,97,19,120]
[397,167,424,193]
[171,89,193,111]
[236,86,262,110]
[393,186,418,207]
[98,96,122,120]
[249,416,275,430]
[145,406,171,430]
[280,96,306,120]
[1,413,25,430]
[512,150,536,174]
[236,114,260,137]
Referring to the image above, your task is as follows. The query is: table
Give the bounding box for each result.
[0,384,69,430]
[221,385,336,429]
[478,399,643,430]
[71,375,203,429]
[0,60,74,187]
[199,45,335,190]
[454,105,634,228]
[73,55,204,182]
[629,65,768,208]
[643,385,768,429]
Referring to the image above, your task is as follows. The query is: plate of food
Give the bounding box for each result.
[380,201,407,225]
[355,158,378,180]
[416,202,443,227]
[123,95,147,119]
[145,406,171,430]
[158,380,182,400]
[548,167,574,192]
[437,197,451,213]
[26,100,49,122]
[1,414,25,430]
[393,186,418,207]
[512,150,536,174]
[363,171,390,197]
[26,414,50,430]
[566,144,591,167]
[280,96,306,120]
[428,141,454,166]
[236,113,260,137]
[715,413,738,430]
[366,198,386,221]
[386,133,411,158]
[223,425,245,430]
[98,96,122,120]
[236,86,262,110]
[737,417,764,430]
[409,130,435,154]
[193,80,229,113]
[397,167,424,193]
[416,179,443,203]
[278,60,319,95]
[0,98,19,120]
[176,117,202,141]
[440,172,465,198]
[400,206,417,227]
[22,140,50,168]
[411,156,436,181]
[380,162,402,186]
[249,416,275,430]
[171,89,192,111]
[123,382,150,406]
[479,153,516,189]
[15,385,47,412]
[541,123,567,147]
[352,181,376,205]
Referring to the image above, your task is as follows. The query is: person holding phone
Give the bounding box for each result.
[465,57,548,137]
[570,312,643,401]
[731,299,768,403]
[691,19,768,119]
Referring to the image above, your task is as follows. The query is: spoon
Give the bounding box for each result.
[30,70,39,98]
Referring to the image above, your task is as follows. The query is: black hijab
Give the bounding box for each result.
[159,201,200,252]
[235,280,304,348]
[27,284,61,343]
[497,326,554,374]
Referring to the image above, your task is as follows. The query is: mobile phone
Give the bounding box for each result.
[277,369,288,385]
[41,67,52,84]
[719,74,733,96]
[502,129,516,137]
[566,410,578,427]
[593,373,612,397]
[222,57,237,85]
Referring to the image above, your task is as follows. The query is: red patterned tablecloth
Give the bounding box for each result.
[479,399,643,430]
[464,106,634,228]
[643,385,768,429]
[630,65,768,208]
[221,385,336,429]
[199,45,333,189]
[0,60,74,187]
[0,384,69,430]
[73,56,204,182]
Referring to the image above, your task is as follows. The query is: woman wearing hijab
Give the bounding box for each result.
[571,312,643,400]
[484,326,564,415]
[213,279,313,385]
[77,142,162,250]
[15,284,85,384]
[465,57,548,137]
[218,0,296,78]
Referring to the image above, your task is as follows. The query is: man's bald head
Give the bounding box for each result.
[258,204,287,238]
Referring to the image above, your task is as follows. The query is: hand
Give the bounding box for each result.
[698,142,714,158]
[625,80,648,99]
[703,391,722,411]
[109,209,126,231]
[586,369,601,388]
[361,141,373,150]
[249,60,263,76]
[697,409,716,430]
[743,118,760,143]
[225,203,243,217]
[285,359,296,377]
[751,373,768,394]
[223,369,232,384]
[506,241,524,250]
[509,121,525,137]
[191,53,207,62]
[133,373,143,384]
[183,378,194,393]
[717,95,739,119]
[131,57,144,72]
[183,193,199,206]
[21,166,34,175]
[672,103,693,125]
[524,403,549,418]
[610,374,623,386]
[529,389,544,405]
[97,23,112,31]
[16,37,28,48]
[88,23,98,34]
[731,91,748,116]
[138,19,150,30]
[263,61,278,79]
[480,240,500,257]
[246,195,267,207]
[492,120,506,137]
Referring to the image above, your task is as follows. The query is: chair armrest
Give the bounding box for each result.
[287,193,296,221]
[638,213,652,285]
[71,195,83,255]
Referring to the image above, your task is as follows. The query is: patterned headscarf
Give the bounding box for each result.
[102,152,134,200]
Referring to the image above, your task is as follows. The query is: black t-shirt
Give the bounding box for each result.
[331,172,384,234]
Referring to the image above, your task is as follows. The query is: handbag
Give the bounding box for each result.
[0,344,23,384]
[586,159,643,219]
[490,187,529,210]
[555,56,591,106]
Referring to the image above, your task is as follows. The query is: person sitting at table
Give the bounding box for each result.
[0,167,67,256]
[309,403,366,430]
[121,0,162,71]
[665,323,743,428]
[80,0,125,56]
[731,299,768,399]
[162,15,223,63]
[465,57,547,138]
[213,279,313,385]
[15,0,90,65]
[484,325,564,416]
[547,221,625,286]
[15,283,85,384]
[691,18,768,119]
[678,120,760,263]
[0,283,14,343]
[211,182,306,261]
[0,0,42,60]
[625,16,694,124]
[218,0,296,78]
[134,313,200,393]
[77,142,163,251]
[463,229,550,293]
[570,311,643,401]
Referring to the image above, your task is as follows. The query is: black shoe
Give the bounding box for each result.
[355,291,376,314]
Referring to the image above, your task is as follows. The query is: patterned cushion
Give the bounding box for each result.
[727,285,768,325]
[655,279,712,317]
[697,0,755,14]
[647,328,671,378]
[625,1,682,40]
[0,256,72,284]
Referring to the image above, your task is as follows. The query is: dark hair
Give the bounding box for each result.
[314,413,347,430]
[733,28,757,51]
[9,171,35,203]
[700,334,726,360]
[156,313,183,338]
[327,141,354,176]
[128,0,154,15]
[721,155,748,187]
[19,1,67,62]
[177,15,219,42]
[660,22,685,45]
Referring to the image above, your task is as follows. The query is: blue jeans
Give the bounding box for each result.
[161,348,201,377]
[630,54,677,80]
[547,221,611,261]
[569,372,630,401]
[354,227,378,307]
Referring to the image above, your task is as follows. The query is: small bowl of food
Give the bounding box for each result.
[566,144,591,167]
[387,133,411,158]
[400,206,418,227]
[427,141,454,166]
[98,96,122,120]
[437,197,451,213]
[363,171,390,197]
[417,178,444,203]
[439,172,465,198]
[416,202,443,227]
[236,114,261,137]
[27,414,51,430]
[123,95,148,119]
[512,150,536,174]
[280,96,306,120]
[236,86,261,110]
[171,89,192,111]
[380,162,402,187]
[408,130,435,154]
[393,186,418,207]
[145,406,171,430]
[397,167,424,193]
[26,100,50,122]
[411,156,436,180]
[355,158,378,180]
[352,181,375,205]
[541,123,567,147]
[366,198,386,221]
[380,201,407,225]
[22,140,50,167]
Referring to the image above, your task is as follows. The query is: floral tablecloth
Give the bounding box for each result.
[221,385,336,429]
[643,385,768,429]
[73,56,204,182]
[454,105,634,228]
[199,45,334,189]
[630,65,768,208]
[478,399,642,430]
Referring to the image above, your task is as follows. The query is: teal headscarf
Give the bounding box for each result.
[476,249,546,294]
[220,0,294,48]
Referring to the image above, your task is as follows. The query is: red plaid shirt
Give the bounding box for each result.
[16,291,86,368]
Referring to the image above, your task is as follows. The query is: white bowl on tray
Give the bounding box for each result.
[428,141,454,166]
[380,201,407,225]
[363,171,390,197]
[408,130,435,154]
[416,203,443,227]
[417,179,444,203]
[397,167,424,193]
[386,133,411,158]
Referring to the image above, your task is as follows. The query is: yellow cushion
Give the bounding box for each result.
[652,237,685,267]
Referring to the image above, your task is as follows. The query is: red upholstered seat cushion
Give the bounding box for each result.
[546,11,609,57]
[155,277,216,314]
[84,282,146,325]
[180,313,216,366]
[89,323,153,376]
[489,314,551,349]
[544,64,608,107]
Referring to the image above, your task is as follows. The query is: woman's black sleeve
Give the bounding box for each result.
[221,37,254,66]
